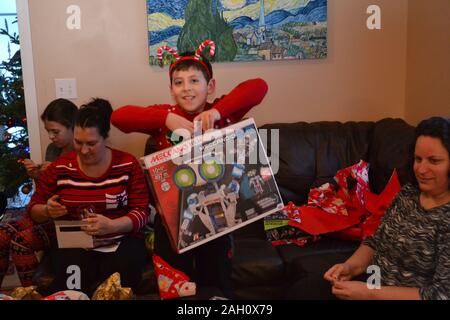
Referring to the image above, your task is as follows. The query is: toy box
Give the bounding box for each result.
[142,118,284,253]
[54,220,94,249]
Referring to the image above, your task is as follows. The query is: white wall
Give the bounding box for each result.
[405,0,450,125]
[26,0,408,159]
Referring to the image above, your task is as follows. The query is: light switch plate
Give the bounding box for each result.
[55,78,77,99]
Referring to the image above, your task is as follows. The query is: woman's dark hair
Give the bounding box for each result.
[415,116,450,156]
[413,116,450,187]
[75,98,113,139]
[40,98,78,129]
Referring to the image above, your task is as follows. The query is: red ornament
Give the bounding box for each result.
[22,117,27,124]
[21,184,32,195]
[7,119,14,127]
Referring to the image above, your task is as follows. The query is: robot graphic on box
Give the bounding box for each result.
[173,161,245,243]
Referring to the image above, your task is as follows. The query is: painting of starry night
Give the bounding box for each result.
[147,0,327,65]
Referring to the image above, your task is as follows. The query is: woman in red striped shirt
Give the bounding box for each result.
[27,98,150,296]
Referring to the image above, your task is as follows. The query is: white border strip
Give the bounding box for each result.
[16,0,42,162]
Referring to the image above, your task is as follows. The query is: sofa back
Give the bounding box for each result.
[260,118,415,204]
[143,118,416,205]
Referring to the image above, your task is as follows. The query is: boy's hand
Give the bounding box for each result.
[165,113,194,134]
[193,108,221,132]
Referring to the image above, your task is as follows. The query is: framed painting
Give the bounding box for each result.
[147,0,327,65]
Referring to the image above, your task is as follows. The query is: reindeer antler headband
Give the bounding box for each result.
[157,40,216,79]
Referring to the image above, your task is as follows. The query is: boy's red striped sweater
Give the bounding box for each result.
[27,149,149,242]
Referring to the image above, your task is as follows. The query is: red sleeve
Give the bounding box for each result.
[124,157,150,232]
[212,78,268,121]
[111,104,171,135]
[27,162,58,216]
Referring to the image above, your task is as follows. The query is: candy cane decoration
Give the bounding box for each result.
[194,40,215,60]
[157,45,180,66]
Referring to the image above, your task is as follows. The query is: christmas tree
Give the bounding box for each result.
[0,19,31,200]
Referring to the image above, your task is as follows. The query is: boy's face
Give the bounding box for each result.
[170,67,215,114]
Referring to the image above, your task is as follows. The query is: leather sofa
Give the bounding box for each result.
[230,118,415,299]
[33,118,416,299]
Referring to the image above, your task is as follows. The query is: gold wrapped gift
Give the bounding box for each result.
[10,286,42,300]
[92,272,133,300]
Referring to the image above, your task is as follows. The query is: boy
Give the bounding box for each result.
[111,41,268,297]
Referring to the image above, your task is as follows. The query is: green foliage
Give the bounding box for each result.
[287,44,301,57]
[0,20,30,198]
[177,0,237,62]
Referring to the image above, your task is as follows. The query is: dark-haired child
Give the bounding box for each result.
[23,98,78,180]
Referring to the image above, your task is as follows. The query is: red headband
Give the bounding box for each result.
[157,40,216,79]
[169,56,212,79]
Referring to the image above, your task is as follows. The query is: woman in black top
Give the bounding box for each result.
[324,116,450,300]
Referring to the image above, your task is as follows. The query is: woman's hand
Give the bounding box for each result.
[83,213,114,236]
[40,161,52,172]
[331,280,372,300]
[23,160,52,180]
[165,113,194,134]
[46,195,68,219]
[193,108,221,132]
[23,159,41,180]
[324,263,353,283]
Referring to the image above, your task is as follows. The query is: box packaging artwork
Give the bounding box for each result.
[142,118,284,253]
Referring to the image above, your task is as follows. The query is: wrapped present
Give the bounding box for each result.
[264,203,318,247]
[307,160,370,216]
[92,273,133,300]
[333,169,400,241]
[334,159,369,207]
[43,290,90,300]
[153,254,196,300]
[289,161,400,242]
[0,293,14,300]
[10,286,42,300]
[300,161,369,235]
[308,183,346,215]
